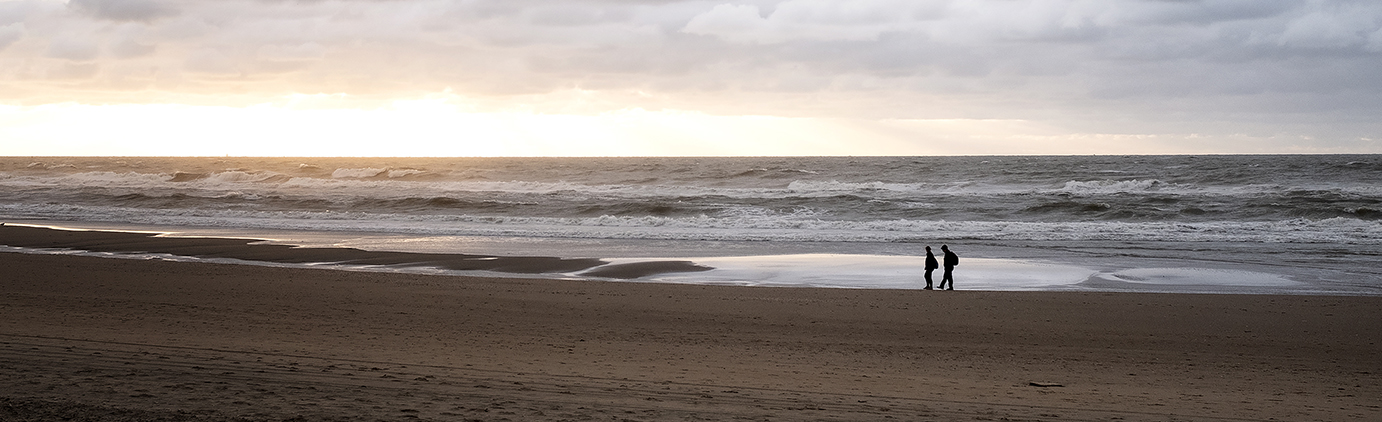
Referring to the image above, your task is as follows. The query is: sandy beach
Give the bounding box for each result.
[2,246,1379,421]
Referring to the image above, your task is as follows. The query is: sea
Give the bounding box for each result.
[2,155,1380,295]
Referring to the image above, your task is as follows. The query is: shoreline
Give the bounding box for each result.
[3,221,1377,296]
[1,251,1379,420]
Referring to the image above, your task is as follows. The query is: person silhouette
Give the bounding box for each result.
[939,245,958,290]
[923,246,938,290]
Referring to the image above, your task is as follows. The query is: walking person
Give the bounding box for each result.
[939,245,959,290]
[923,246,938,290]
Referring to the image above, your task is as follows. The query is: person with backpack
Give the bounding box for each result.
[939,245,958,290]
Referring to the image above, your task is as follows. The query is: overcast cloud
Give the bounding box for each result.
[1,0,1380,152]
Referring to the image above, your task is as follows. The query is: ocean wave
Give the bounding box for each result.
[1058,179,1168,194]
[8,166,1381,205]
[0,170,292,188]
[107,191,265,206]
[387,169,428,178]
[5,157,1382,245]
[1347,207,1381,219]
[1022,200,1113,215]
[332,167,388,178]
[330,167,431,179]
[346,197,540,213]
[6,176,1381,227]
[729,168,820,178]
[784,180,986,195]
[789,180,905,192]
[4,202,1380,245]
[25,162,77,170]
[169,172,207,182]
[199,170,290,184]
[51,171,171,187]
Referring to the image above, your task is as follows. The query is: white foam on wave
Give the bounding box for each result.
[1054,180,1382,198]
[25,162,77,170]
[1099,268,1300,287]
[329,168,430,179]
[331,167,387,179]
[601,254,1098,290]
[387,169,427,178]
[201,170,283,183]
[1059,179,1168,194]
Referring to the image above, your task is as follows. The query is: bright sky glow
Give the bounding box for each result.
[1,0,1380,156]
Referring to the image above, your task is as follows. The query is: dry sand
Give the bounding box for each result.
[1,251,1379,421]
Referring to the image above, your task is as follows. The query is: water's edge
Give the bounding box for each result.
[4,221,1376,296]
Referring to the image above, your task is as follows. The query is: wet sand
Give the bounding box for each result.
[1,248,1379,421]
[0,224,709,278]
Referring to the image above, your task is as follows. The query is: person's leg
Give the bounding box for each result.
[924,269,934,289]
[941,268,953,290]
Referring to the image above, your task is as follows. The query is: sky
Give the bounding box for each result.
[1,0,1380,156]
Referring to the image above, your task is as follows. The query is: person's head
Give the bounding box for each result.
[925,246,931,252]
[941,245,949,251]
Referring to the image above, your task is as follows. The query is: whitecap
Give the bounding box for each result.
[1058,179,1166,195]
[387,169,427,178]
[332,167,387,178]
